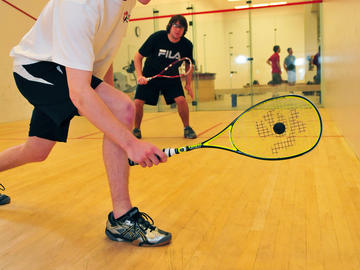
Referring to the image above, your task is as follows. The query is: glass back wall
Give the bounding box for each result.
[113,1,322,112]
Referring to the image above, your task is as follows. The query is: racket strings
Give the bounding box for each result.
[270,109,308,153]
[271,136,296,154]
[288,109,306,133]
[255,110,287,138]
[231,96,322,159]
[256,111,273,137]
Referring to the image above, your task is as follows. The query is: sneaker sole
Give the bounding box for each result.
[105,229,171,247]
[184,135,197,139]
[0,196,10,205]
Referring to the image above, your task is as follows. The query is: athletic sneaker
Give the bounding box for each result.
[132,128,142,139]
[184,126,197,139]
[0,184,10,205]
[105,207,171,247]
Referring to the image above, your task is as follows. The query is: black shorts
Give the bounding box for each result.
[272,73,282,85]
[134,77,184,105]
[13,61,103,142]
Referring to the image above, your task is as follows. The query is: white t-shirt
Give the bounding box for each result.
[10,0,136,79]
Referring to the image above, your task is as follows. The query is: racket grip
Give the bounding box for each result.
[128,148,180,166]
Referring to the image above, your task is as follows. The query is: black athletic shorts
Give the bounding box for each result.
[272,73,282,85]
[134,77,184,105]
[13,61,103,142]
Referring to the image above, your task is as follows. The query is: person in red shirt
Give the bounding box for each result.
[266,45,282,85]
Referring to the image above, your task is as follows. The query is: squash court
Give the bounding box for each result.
[2,108,360,269]
[1,0,360,269]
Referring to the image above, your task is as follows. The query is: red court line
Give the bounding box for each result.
[130,0,322,21]
[141,112,175,122]
[71,112,176,139]
[197,122,224,137]
[2,0,322,23]
[1,0,37,21]
[73,131,102,140]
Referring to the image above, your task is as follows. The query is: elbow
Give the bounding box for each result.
[68,87,85,111]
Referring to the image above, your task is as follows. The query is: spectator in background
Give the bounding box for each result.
[284,47,296,86]
[266,45,282,85]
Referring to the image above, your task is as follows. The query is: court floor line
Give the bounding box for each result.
[197,122,224,137]
[69,120,225,140]
[72,112,176,139]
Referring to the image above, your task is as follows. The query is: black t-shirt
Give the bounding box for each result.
[139,30,194,77]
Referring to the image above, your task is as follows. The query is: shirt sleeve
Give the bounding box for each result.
[138,32,157,57]
[52,1,98,71]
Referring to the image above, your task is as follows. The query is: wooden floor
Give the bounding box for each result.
[1,108,360,270]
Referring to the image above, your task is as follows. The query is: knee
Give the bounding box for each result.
[134,99,144,111]
[23,146,51,162]
[175,96,186,105]
[31,151,51,162]
[21,140,53,163]
[123,101,136,127]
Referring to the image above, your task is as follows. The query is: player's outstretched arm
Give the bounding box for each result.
[66,67,166,166]
[134,52,147,85]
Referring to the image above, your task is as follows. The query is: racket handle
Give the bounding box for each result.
[128,147,182,166]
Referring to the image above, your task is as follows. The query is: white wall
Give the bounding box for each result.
[322,0,360,158]
[0,1,49,123]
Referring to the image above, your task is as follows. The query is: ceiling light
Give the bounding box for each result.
[235,5,249,9]
[253,3,270,7]
[270,2,288,5]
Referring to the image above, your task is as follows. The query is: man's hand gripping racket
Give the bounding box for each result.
[129,95,322,166]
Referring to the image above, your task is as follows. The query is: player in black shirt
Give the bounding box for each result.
[133,15,197,139]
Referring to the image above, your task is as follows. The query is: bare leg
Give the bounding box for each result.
[174,96,190,127]
[95,83,136,218]
[134,99,145,130]
[0,136,56,172]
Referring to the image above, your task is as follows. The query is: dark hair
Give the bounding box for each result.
[273,45,280,52]
[166,15,188,36]
[287,47,292,53]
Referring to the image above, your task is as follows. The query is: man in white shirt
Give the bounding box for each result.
[1,0,171,247]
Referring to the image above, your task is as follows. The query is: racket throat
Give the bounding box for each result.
[163,147,182,157]
[163,145,201,157]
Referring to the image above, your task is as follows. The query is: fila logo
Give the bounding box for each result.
[158,49,181,59]
[123,11,130,22]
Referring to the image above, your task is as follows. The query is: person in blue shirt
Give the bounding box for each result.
[284,48,296,86]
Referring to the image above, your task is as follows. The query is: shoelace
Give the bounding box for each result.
[0,184,5,191]
[133,211,156,232]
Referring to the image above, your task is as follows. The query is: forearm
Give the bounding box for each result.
[134,52,144,78]
[185,66,193,86]
[73,85,135,150]
[66,68,136,151]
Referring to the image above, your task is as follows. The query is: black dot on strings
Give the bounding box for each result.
[273,122,286,134]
